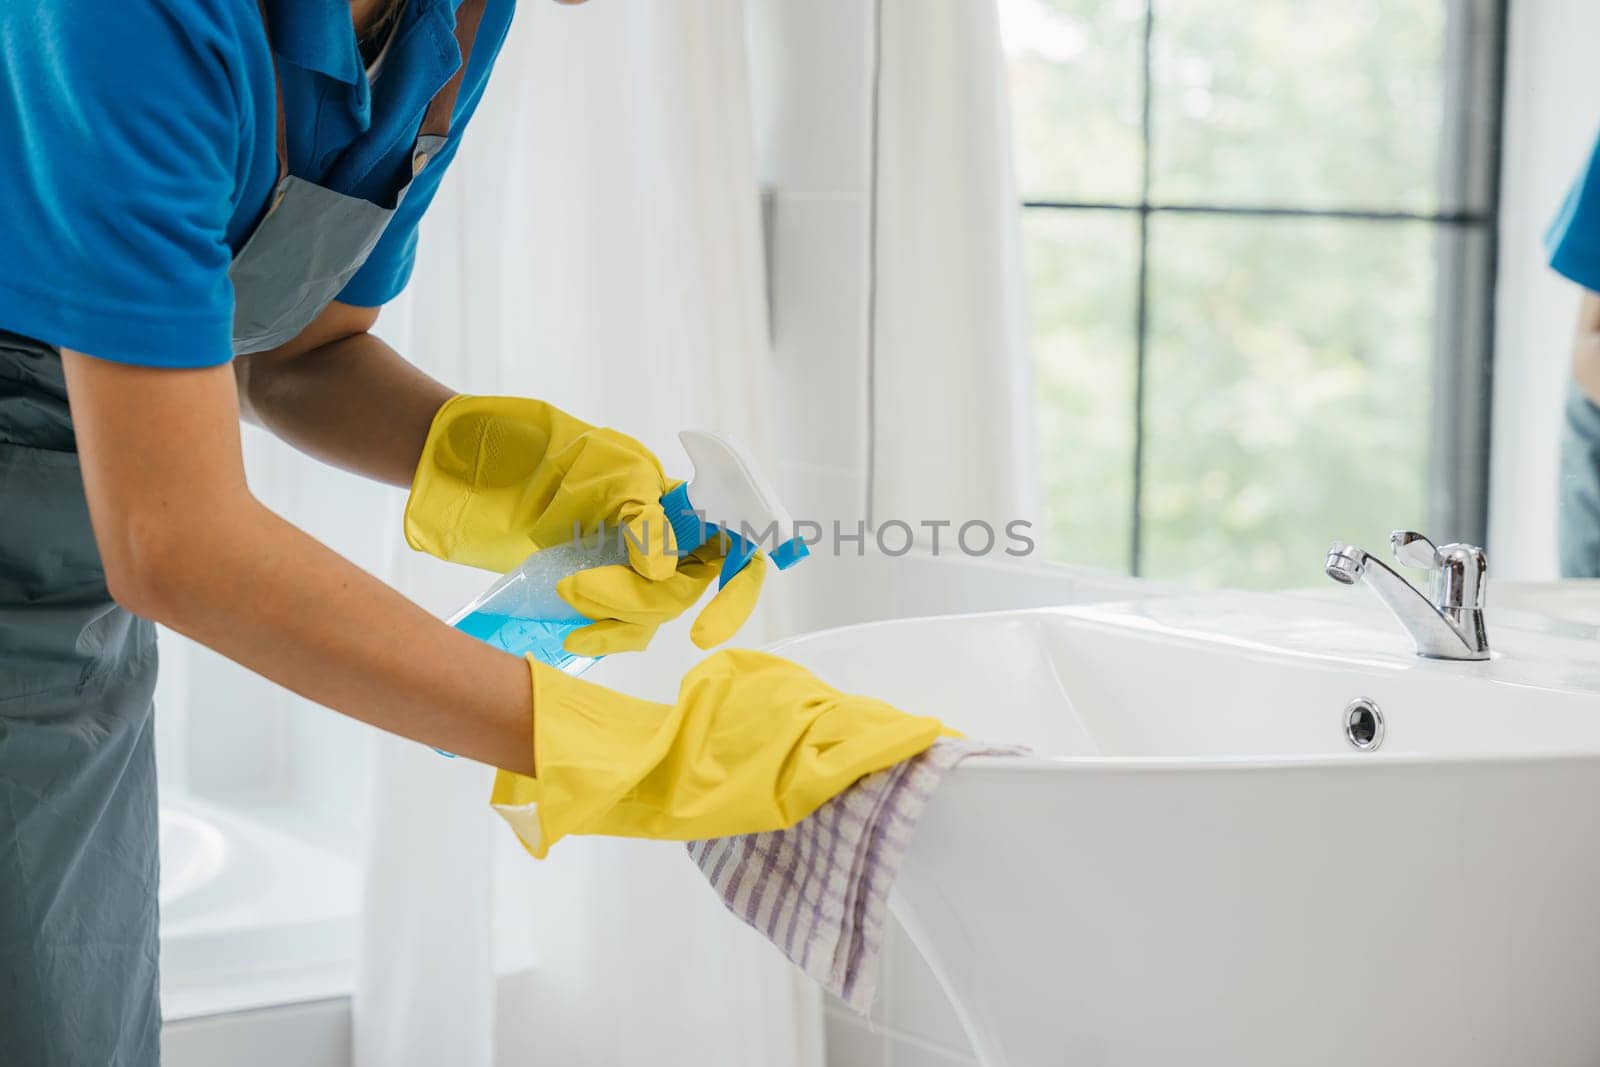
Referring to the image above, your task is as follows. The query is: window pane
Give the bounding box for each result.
[1140,215,1436,588]
[1026,209,1141,572]
[1149,0,1453,212]
[1001,0,1146,203]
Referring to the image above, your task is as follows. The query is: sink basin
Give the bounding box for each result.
[772,587,1600,1066]
[1489,578,1600,635]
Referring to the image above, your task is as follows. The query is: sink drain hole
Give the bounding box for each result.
[1344,698,1384,751]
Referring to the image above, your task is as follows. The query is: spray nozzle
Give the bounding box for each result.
[668,430,809,587]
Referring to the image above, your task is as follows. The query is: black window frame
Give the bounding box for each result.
[1019,0,1509,576]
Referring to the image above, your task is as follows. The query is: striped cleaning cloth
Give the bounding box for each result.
[686,739,1023,1012]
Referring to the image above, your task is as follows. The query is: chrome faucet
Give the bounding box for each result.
[1324,531,1489,661]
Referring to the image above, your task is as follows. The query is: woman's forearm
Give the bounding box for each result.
[1575,291,1600,405]
[63,348,534,775]
[148,496,535,774]
[235,301,455,487]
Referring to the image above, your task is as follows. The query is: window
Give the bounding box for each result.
[1002,0,1506,588]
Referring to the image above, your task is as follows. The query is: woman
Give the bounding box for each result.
[0,2,939,1061]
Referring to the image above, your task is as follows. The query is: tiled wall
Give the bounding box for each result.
[747,0,876,537]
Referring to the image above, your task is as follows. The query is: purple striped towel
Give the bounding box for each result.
[686,739,1023,1012]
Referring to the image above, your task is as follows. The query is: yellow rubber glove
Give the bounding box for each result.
[491,649,948,858]
[554,532,767,656]
[405,394,676,579]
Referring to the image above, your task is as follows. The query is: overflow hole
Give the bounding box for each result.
[1344,698,1384,751]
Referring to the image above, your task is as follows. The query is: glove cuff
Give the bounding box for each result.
[490,656,676,858]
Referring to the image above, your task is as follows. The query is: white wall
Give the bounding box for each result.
[744,0,876,540]
[1488,0,1600,578]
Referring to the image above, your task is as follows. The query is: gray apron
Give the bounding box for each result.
[0,2,485,1063]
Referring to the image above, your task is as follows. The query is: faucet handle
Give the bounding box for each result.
[1435,542,1488,611]
[1391,529,1487,612]
[1390,530,1442,571]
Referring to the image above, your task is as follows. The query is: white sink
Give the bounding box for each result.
[772,584,1600,1066]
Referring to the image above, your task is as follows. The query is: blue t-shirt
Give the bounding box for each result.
[0,0,512,367]
[1549,131,1600,292]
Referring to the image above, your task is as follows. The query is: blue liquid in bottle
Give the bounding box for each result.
[453,537,626,675]
[452,610,591,674]
[432,543,619,757]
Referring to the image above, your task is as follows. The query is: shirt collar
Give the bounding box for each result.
[263,0,459,86]
[264,0,363,85]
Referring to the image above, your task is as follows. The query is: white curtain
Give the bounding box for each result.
[869,0,1037,534]
[353,3,822,1066]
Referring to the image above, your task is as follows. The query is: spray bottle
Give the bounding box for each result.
[445,430,810,677]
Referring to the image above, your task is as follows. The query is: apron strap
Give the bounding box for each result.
[253,0,488,185]
[254,0,291,189]
[418,0,487,143]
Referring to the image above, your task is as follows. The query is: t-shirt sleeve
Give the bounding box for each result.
[1548,132,1600,294]
[335,130,463,308]
[0,3,244,367]
[338,1,514,308]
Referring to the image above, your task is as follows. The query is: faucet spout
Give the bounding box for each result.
[1324,535,1490,661]
[1323,543,1366,586]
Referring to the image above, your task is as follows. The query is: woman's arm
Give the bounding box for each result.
[233,301,452,486]
[1574,290,1600,406]
[64,348,536,775]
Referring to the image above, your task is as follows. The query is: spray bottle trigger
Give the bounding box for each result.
[717,530,761,588]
